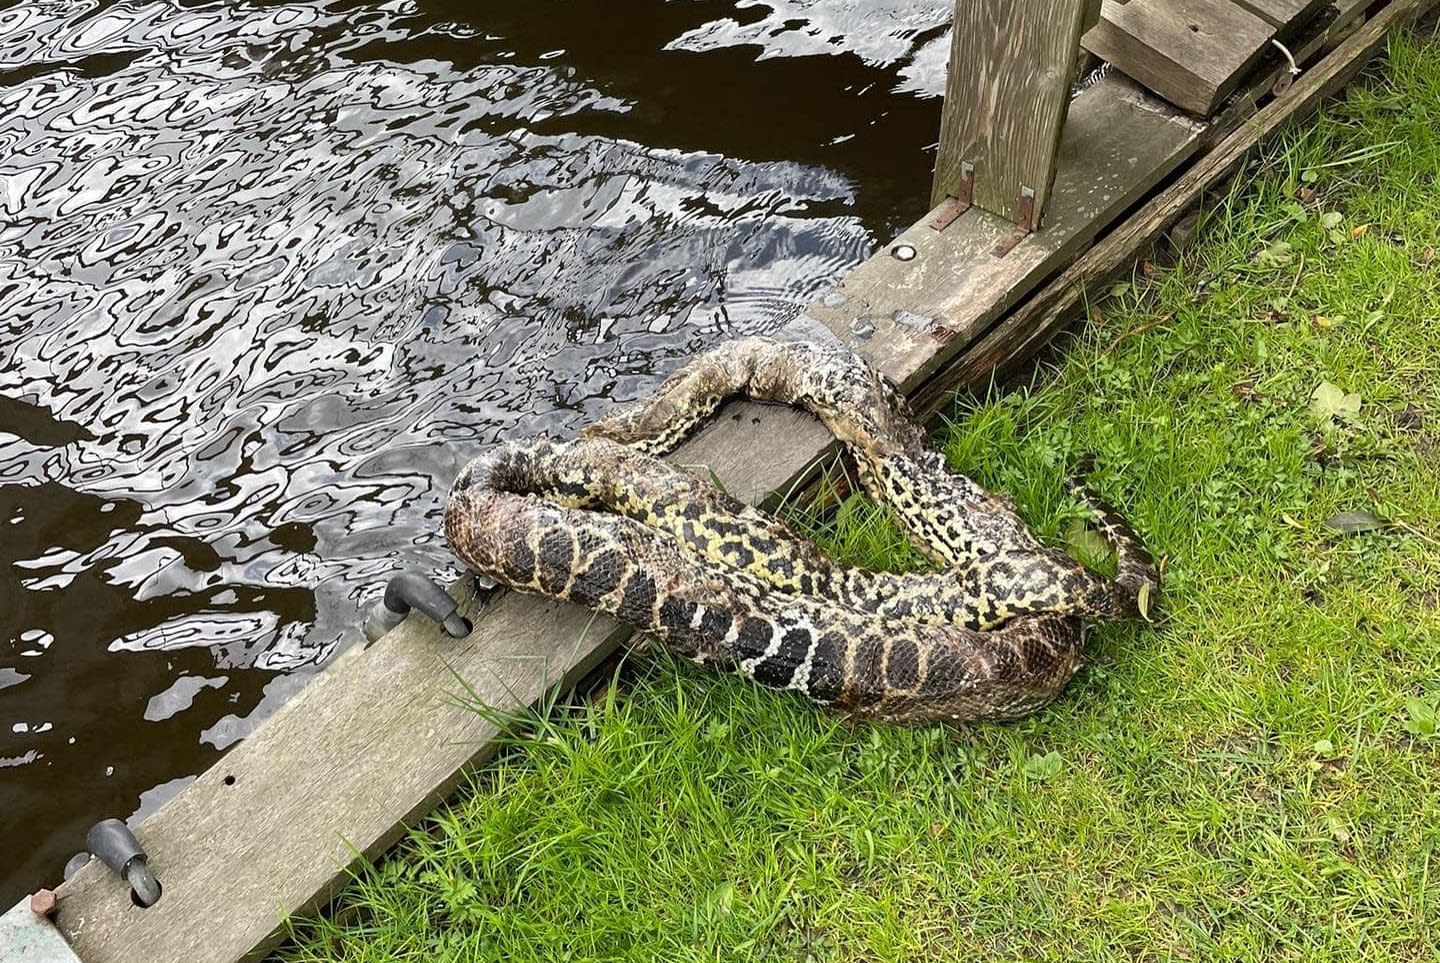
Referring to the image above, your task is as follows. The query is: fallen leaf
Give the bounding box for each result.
[1324,510,1389,535]
[1350,224,1370,240]
[1309,382,1362,423]
[1136,582,1154,622]
[1312,315,1339,329]
[1232,382,1265,402]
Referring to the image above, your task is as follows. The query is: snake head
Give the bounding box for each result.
[1115,569,1161,622]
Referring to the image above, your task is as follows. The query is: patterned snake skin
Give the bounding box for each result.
[446,337,1159,723]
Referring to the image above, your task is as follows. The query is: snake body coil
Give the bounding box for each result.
[446,337,1158,723]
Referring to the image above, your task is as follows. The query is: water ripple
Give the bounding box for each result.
[0,0,944,903]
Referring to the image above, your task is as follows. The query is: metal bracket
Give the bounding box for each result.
[929,162,974,232]
[992,186,1037,258]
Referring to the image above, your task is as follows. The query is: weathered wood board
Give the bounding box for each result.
[819,76,1203,392]
[42,0,1422,960]
[1233,0,1330,29]
[50,404,835,963]
[1083,0,1277,115]
[917,0,1431,411]
[931,0,1095,223]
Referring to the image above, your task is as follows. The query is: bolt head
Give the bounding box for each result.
[891,244,917,262]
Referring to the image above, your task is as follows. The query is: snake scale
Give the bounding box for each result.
[446,337,1158,723]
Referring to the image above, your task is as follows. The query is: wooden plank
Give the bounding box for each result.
[815,76,1203,391]
[916,0,1435,409]
[1083,0,1276,115]
[50,403,834,963]
[1232,0,1330,30]
[0,900,83,963]
[931,0,1094,223]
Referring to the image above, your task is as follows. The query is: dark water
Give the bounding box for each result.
[0,0,950,904]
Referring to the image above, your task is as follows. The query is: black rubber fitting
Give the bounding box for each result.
[382,571,472,639]
[85,818,162,907]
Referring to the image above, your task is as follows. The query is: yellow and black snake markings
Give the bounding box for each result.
[447,338,1158,724]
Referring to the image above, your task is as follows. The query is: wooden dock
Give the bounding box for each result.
[38,1,1434,960]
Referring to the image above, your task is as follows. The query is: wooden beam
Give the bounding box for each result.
[1084,0,1277,115]
[931,0,1095,225]
[916,0,1436,410]
[1083,0,1107,32]
[49,406,834,963]
[816,76,1203,392]
[1232,0,1330,30]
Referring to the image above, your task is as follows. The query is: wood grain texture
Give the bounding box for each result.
[1232,0,1330,29]
[1083,0,1276,115]
[920,0,1433,408]
[816,76,1202,392]
[931,0,1093,223]
[50,401,834,963]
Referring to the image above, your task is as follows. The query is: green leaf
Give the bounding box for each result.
[1319,211,1344,230]
[1324,510,1389,535]
[1256,239,1294,268]
[1312,738,1335,757]
[1309,381,1362,424]
[707,882,735,916]
[1023,751,1065,782]
[1064,518,1115,570]
[1402,697,1438,738]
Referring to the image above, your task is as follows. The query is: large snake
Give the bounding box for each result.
[445,337,1158,723]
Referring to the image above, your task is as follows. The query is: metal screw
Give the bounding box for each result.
[891,244,917,262]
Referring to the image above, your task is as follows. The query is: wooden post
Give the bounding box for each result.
[931,0,1095,229]
[1084,0,1105,32]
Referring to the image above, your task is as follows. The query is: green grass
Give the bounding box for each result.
[279,34,1440,963]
